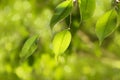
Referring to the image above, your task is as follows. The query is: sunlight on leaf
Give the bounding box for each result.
[52,30,71,55]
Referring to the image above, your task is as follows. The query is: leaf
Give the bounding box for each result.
[115,1,120,15]
[20,34,39,61]
[52,30,71,55]
[95,9,117,45]
[116,3,120,25]
[50,0,73,28]
[78,0,95,20]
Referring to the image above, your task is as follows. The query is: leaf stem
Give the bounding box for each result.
[69,13,72,29]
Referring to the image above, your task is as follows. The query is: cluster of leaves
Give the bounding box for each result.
[25,0,118,61]
[1,0,120,80]
[20,0,120,61]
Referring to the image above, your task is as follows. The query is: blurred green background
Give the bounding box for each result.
[0,0,120,80]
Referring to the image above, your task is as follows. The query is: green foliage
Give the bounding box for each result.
[95,9,118,45]
[50,0,73,28]
[78,0,96,20]
[0,0,120,80]
[20,34,38,61]
[52,30,71,58]
[116,2,120,25]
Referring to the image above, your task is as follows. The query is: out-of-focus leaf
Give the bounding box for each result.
[116,2,120,25]
[114,1,120,14]
[50,0,73,28]
[95,9,117,45]
[20,34,39,61]
[52,30,71,55]
[78,0,95,20]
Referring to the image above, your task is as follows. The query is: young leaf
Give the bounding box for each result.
[78,0,95,20]
[50,0,73,28]
[95,9,117,45]
[20,34,39,61]
[52,30,71,55]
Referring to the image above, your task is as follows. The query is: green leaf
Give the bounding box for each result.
[95,9,117,45]
[52,30,71,55]
[116,3,120,25]
[50,0,73,28]
[78,0,95,20]
[20,34,39,61]
[115,2,120,15]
